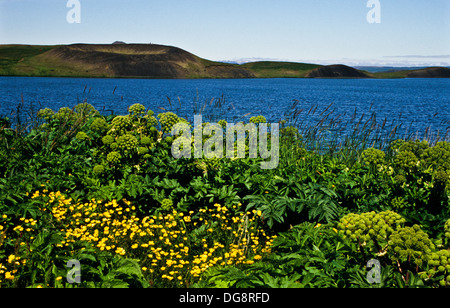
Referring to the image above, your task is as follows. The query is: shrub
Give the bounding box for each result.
[53,107,74,121]
[391,197,409,210]
[144,114,159,128]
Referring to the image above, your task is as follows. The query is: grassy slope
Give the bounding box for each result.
[0,44,112,77]
[0,45,57,76]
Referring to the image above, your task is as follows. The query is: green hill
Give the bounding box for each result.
[0,44,254,78]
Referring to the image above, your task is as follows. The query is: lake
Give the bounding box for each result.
[0,77,449,141]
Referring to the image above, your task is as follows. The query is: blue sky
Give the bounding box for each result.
[1,0,449,66]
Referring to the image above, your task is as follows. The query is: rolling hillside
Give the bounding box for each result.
[0,44,254,79]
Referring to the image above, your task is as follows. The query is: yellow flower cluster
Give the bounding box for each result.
[25,190,275,287]
[0,255,20,283]
[0,214,6,245]
[189,204,275,279]
[0,214,33,285]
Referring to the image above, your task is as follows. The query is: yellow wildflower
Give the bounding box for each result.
[5,272,14,280]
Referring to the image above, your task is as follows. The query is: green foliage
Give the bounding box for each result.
[391,196,409,210]
[1,102,450,288]
[137,147,149,155]
[197,223,353,288]
[245,181,340,229]
[75,103,97,118]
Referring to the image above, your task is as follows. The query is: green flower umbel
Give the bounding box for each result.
[160,199,174,211]
[107,151,122,164]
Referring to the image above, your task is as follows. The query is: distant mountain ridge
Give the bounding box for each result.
[0,43,449,79]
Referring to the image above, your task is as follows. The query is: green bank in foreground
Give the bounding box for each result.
[0,103,449,288]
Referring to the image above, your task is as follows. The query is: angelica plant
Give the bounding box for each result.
[338,211,405,254]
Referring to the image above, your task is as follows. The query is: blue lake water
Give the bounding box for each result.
[0,77,449,140]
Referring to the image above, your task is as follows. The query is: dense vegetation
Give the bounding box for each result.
[0,101,449,288]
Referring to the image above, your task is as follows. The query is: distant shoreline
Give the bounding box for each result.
[1,43,449,79]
